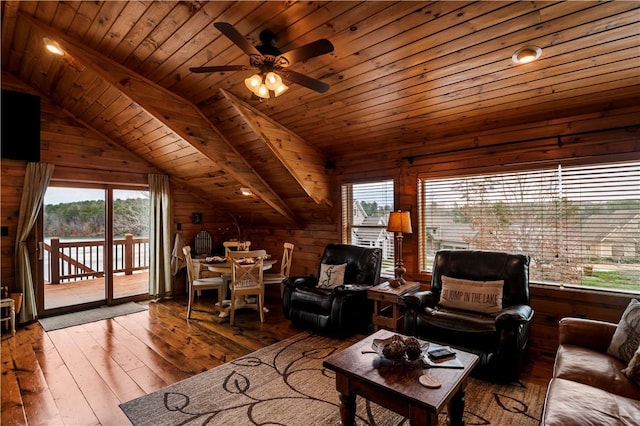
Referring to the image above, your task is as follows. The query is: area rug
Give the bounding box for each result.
[38,302,148,331]
[120,332,545,425]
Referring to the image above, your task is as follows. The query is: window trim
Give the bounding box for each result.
[341,179,396,279]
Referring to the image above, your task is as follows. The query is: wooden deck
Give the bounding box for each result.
[0,295,554,425]
[44,273,149,310]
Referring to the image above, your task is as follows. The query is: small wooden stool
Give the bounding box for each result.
[0,298,16,336]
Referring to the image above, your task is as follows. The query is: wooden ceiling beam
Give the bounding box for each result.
[220,89,332,207]
[20,11,299,226]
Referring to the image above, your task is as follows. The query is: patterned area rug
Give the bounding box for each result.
[120,332,545,425]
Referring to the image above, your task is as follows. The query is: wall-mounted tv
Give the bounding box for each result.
[1,89,41,162]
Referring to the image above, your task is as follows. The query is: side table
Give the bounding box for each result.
[0,298,16,336]
[367,280,420,332]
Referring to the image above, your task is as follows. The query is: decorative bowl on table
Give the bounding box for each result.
[371,334,429,364]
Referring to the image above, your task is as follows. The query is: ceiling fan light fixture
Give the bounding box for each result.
[244,74,262,92]
[512,45,542,64]
[43,37,64,56]
[256,84,270,99]
[273,82,289,97]
[264,72,282,90]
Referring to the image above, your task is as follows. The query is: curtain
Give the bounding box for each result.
[15,162,54,323]
[148,174,172,299]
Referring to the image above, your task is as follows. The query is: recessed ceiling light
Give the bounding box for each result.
[512,45,542,64]
[43,37,64,56]
[240,188,253,196]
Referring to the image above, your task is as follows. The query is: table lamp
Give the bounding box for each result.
[387,211,412,285]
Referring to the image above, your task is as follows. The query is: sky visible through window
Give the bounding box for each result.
[45,187,146,204]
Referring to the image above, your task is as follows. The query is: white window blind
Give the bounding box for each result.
[342,180,395,277]
[419,161,639,293]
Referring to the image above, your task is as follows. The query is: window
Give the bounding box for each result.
[419,161,639,293]
[342,180,395,277]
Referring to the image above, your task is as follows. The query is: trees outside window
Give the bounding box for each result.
[419,162,639,293]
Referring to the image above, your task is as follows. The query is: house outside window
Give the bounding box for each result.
[418,161,639,294]
[342,180,395,278]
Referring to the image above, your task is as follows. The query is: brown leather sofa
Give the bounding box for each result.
[542,317,640,426]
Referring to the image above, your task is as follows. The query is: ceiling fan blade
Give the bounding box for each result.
[214,22,261,57]
[278,39,334,66]
[280,69,330,93]
[189,65,249,73]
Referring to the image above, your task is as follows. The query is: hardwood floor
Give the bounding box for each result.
[1,290,554,425]
[44,273,149,310]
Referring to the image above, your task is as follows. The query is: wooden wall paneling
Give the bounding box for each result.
[0,160,26,292]
[249,224,341,278]
[529,286,633,354]
[333,106,640,178]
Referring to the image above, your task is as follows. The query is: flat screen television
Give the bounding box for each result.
[1,89,41,162]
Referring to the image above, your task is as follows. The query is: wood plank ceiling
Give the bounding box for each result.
[2,1,639,227]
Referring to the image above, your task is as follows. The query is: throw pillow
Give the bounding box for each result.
[607,298,640,363]
[318,263,347,289]
[622,344,640,386]
[439,275,504,315]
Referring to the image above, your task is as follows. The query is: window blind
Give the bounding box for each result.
[419,162,639,293]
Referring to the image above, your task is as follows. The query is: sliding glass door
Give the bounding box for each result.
[112,189,149,299]
[39,184,149,315]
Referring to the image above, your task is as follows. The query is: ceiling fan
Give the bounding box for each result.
[189,22,334,96]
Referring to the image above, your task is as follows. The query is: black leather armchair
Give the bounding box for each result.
[282,244,382,336]
[403,250,534,382]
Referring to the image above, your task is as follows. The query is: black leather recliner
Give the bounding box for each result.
[402,250,534,382]
[282,243,382,336]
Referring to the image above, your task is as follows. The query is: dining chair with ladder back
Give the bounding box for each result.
[263,242,294,297]
[223,240,252,256]
[228,249,266,326]
[183,246,225,319]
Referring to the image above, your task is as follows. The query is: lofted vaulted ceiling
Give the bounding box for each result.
[2,1,639,227]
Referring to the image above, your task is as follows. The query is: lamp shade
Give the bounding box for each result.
[244,74,262,93]
[256,83,270,99]
[273,82,289,97]
[387,211,412,234]
[264,72,282,90]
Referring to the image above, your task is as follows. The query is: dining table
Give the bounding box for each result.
[204,257,277,275]
[201,255,277,318]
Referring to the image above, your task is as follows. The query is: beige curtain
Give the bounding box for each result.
[148,174,172,299]
[15,162,55,323]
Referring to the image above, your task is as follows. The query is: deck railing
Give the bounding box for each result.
[44,234,149,284]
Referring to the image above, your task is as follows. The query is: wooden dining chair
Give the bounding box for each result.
[183,246,225,319]
[223,240,251,256]
[228,249,266,326]
[263,242,294,297]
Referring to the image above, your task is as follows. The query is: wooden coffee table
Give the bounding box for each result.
[323,329,479,426]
